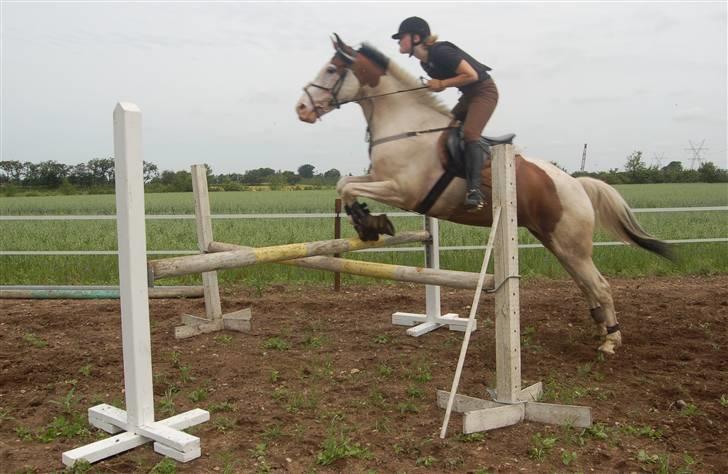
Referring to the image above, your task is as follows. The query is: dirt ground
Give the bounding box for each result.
[0,275,726,473]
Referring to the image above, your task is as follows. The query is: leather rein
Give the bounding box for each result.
[303,65,454,149]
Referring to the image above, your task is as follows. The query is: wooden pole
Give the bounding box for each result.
[440,206,501,438]
[191,164,223,322]
[148,231,430,281]
[493,144,521,403]
[208,241,492,290]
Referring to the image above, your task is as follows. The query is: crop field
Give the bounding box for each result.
[1,183,726,286]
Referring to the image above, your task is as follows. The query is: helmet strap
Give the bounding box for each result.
[409,34,421,58]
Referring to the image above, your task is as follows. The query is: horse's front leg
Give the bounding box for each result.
[339,179,406,241]
[335,174,372,195]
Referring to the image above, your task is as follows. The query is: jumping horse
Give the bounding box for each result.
[295,35,672,354]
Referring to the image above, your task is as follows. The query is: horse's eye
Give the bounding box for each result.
[326,66,337,74]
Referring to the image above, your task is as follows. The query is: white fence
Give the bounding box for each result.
[1,206,726,256]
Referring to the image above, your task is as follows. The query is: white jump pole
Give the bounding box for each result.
[391,216,475,335]
[62,103,209,467]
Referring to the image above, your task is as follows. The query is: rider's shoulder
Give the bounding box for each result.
[430,41,460,57]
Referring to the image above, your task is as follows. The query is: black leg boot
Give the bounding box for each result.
[464,141,487,211]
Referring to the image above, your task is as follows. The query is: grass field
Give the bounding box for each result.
[1,183,726,286]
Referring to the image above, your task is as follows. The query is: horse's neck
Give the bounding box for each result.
[359,76,450,140]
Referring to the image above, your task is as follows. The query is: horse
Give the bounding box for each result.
[295,34,672,354]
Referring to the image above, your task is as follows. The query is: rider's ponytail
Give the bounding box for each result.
[423,34,439,47]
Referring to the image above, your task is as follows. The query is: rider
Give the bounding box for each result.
[392,16,498,211]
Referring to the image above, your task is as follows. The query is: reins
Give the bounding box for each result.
[337,85,429,106]
[304,59,450,149]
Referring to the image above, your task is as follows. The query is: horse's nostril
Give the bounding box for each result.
[297,103,306,111]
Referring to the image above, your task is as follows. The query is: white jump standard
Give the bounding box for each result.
[62,103,209,467]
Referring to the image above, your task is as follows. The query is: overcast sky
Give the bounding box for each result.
[2,1,726,176]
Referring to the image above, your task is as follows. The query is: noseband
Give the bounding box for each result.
[302,66,350,120]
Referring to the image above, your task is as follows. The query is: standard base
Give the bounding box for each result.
[392,311,476,336]
[175,307,252,339]
[62,404,209,467]
[437,382,591,435]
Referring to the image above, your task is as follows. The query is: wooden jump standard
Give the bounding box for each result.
[435,144,592,435]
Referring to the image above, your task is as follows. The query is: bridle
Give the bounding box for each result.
[302,66,351,120]
[303,42,455,149]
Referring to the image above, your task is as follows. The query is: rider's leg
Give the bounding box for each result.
[461,79,498,211]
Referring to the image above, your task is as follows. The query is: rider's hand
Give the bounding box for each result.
[427,79,446,92]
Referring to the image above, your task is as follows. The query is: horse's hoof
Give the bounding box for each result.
[597,331,622,355]
[380,215,395,236]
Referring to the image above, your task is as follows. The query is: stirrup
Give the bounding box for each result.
[464,189,485,212]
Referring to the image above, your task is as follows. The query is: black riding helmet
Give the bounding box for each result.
[391,16,430,41]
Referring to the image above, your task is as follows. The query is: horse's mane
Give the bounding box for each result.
[359,43,452,117]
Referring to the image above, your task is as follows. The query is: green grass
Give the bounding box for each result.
[1,183,726,285]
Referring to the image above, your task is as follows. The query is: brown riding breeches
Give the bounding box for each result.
[451,78,499,143]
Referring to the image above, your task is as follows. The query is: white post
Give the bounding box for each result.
[423,216,442,320]
[391,216,475,335]
[62,103,209,467]
[115,102,155,428]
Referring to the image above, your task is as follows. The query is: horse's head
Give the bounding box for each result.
[296,34,382,123]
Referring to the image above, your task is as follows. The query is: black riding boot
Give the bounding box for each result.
[464,141,487,211]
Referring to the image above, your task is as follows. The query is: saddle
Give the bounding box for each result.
[415,127,516,215]
[444,127,517,178]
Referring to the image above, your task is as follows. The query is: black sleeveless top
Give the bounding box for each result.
[420,41,492,91]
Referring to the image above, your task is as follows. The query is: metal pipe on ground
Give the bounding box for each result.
[0,286,204,299]
[148,231,431,282]
[208,241,492,290]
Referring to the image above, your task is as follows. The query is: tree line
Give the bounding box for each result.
[0,159,343,195]
[1,152,725,196]
[571,151,727,184]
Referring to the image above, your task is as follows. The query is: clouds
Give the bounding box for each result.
[1,2,726,175]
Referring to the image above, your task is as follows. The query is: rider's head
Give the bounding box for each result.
[392,17,431,57]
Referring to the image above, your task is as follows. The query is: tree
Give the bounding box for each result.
[243,167,276,185]
[143,161,159,184]
[36,160,69,187]
[698,161,727,183]
[624,151,648,183]
[298,164,315,179]
[323,168,341,179]
[87,158,115,185]
[0,160,24,183]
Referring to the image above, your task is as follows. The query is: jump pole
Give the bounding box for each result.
[207,241,493,290]
[437,144,592,435]
[62,103,209,467]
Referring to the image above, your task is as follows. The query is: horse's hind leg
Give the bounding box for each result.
[548,243,622,354]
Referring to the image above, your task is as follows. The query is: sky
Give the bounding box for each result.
[1,1,726,176]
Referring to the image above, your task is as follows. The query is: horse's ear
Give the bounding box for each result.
[331,33,356,63]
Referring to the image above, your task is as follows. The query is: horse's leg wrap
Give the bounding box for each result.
[345,202,395,242]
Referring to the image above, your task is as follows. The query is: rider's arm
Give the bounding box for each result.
[440,60,479,89]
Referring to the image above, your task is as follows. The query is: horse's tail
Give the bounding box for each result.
[577,177,674,260]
